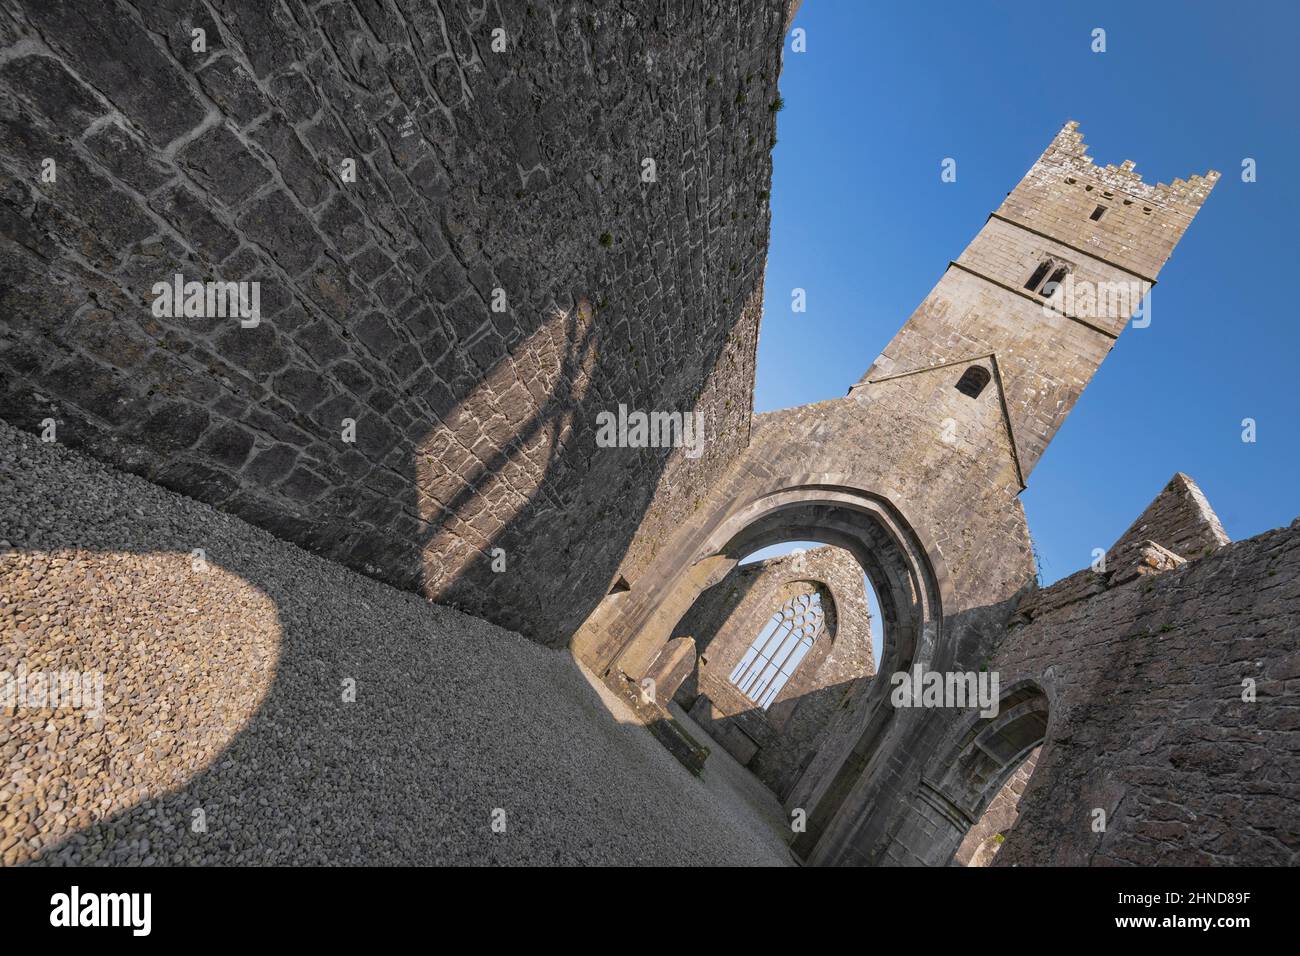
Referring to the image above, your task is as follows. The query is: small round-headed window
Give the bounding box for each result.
[729,591,824,709]
[955,365,991,399]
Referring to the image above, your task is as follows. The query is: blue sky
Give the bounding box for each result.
[751,0,1299,621]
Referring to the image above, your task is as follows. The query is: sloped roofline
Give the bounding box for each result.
[850,352,1028,490]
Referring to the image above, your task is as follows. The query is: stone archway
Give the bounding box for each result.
[572,480,955,862]
[605,482,952,685]
[665,547,873,801]
[863,680,1051,867]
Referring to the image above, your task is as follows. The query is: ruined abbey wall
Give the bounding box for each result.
[569,121,1287,869]
[670,545,874,798]
[990,519,1300,866]
[4,0,1294,872]
[789,474,1299,867]
[0,0,787,646]
[954,747,1039,866]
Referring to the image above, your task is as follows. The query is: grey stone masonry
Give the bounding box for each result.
[671,545,874,799]
[571,122,1240,868]
[992,521,1299,866]
[0,0,785,646]
[954,748,1039,866]
[1108,471,1230,562]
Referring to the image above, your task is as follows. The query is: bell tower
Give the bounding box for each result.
[855,121,1218,483]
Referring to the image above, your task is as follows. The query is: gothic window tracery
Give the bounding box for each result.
[729,590,824,709]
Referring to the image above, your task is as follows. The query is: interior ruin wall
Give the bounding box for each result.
[0,0,786,647]
[671,544,875,798]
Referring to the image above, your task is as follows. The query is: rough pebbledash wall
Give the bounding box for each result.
[0,0,787,645]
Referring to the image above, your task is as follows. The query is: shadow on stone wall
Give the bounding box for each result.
[684,679,859,800]
[0,0,786,649]
[7,419,1296,868]
[408,287,758,644]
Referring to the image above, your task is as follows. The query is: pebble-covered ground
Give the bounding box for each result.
[0,420,789,866]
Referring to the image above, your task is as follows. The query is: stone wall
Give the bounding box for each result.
[991,518,1300,866]
[778,469,1299,868]
[954,747,1038,866]
[831,472,1297,868]
[670,545,874,798]
[0,0,785,646]
[1108,472,1230,562]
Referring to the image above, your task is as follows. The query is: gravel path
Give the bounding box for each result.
[0,420,789,866]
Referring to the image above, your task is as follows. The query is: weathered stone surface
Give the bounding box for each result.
[990,522,1300,866]
[644,637,697,706]
[1014,476,1214,624]
[23,0,208,146]
[955,748,1039,866]
[0,0,783,647]
[1109,471,1231,562]
[670,546,874,799]
[2,3,1288,872]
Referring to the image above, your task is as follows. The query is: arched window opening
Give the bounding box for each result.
[1023,259,1053,292]
[729,590,824,709]
[917,684,1049,867]
[1040,265,1070,299]
[662,537,883,806]
[955,365,990,398]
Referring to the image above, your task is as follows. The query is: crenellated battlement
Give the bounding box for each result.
[1040,120,1219,216]
[994,120,1216,282]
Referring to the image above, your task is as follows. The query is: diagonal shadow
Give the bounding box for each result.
[0,418,793,867]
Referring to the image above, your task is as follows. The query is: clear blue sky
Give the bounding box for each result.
[755,0,1299,599]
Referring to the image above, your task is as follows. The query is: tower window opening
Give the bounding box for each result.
[1024,260,1053,292]
[1089,205,1106,221]
[955,365,991,399]
[1041,266,1070,298]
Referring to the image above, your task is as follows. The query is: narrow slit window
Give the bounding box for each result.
[1089,205,1106,221]
[1024,260,1053,292]
[955,366,991,399]
[729,591,824,710]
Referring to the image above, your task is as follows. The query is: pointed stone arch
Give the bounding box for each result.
[608,481,951,683]
[574,479,956,863]
[818,679,1052,867]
